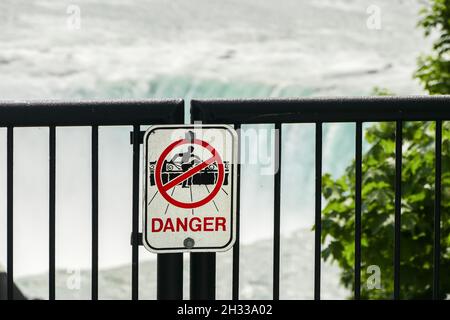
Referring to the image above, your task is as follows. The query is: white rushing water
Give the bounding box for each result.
[0,0,429,299]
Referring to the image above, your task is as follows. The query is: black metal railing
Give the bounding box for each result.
[0,100,184,300]
[2,96,450,300]
[191,96,450,300]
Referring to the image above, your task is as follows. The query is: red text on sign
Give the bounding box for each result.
[151,217,227,233]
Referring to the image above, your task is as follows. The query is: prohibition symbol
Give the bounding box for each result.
[154,138,225,209]
[143,125,238,253]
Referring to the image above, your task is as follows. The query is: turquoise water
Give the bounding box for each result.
[72,75,321,100]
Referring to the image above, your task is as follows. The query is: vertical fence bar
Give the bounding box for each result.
[394,120,402,300]
[189,115,215,300]
[314,122,322,300]
[190,253,216,300]
[156,104,184,300]
[157,254,183,300]
[354,122,362,300]
[91,125,99,300]
[433,120,442,300]
[232,123,241,300]
[131,125,140,300]
[6,127,13,300]
[273,123,282,300]
[49,126,56,300]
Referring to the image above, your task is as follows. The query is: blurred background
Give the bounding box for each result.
[0,0,434,299]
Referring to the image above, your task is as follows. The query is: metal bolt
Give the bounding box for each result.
[184,237,195,249]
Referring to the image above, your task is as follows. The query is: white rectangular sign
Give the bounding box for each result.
[142,125,238,253]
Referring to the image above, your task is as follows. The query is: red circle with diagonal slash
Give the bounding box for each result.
[155,138,224,209]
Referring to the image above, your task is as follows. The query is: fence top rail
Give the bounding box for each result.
[0,99,184,127]
[191,96,450,124]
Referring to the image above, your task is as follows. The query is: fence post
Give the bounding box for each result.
[157,254,183,300]
[156,103,185,300]
[190,253,216,300]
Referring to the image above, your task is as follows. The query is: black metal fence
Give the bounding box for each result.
[0,100,184,300]
[191,96,450,300]
[1,96,449,300]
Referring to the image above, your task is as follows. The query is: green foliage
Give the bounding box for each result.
[415,0,450,94]
[321,0,450,299]
[322,122,450,299]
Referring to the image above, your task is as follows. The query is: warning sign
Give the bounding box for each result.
[142,125,238,253]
